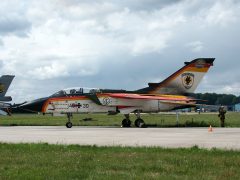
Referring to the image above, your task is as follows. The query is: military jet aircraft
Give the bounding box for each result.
[0,75,15,115]
[18,58,214,128]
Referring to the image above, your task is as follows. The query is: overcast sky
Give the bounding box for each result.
[0,0,240,103]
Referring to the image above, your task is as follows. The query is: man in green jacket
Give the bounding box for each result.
[218,106,226,127]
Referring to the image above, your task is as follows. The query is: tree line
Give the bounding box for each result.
[192,93,240,106]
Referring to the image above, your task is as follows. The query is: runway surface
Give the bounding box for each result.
[0,126,240,150]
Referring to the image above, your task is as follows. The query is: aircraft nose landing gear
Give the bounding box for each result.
[66,113,73,128]
[66,121,72,128]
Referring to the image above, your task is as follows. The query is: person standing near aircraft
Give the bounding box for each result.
[218,106,226,127]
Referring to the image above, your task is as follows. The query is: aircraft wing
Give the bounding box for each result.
[117,106,140,114]
[98,93,200,114]
[160,101,199,106]
[104,93,198,102]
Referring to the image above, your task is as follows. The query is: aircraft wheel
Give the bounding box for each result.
[122,119,131,127]
[66,122,73,128]
[135,118,145,128]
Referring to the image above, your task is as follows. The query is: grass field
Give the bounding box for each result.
[1,114,240,179]
[0,112,239,127]
[0,143,240,179]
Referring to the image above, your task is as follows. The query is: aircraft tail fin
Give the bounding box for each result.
[0,75,15,98]
[136,58,214,95]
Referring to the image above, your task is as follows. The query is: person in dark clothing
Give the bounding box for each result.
[218,106,226,127]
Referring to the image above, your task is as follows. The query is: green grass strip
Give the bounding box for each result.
[0,143,240,179]
[0,112,240,127]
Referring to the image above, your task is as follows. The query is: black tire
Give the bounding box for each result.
[122,119,131,127]
[135,118,145,128]
[127,119,131,127]
[134,119,139,127]
[66,122,73,128]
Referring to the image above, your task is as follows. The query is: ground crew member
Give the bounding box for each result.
[218,106,226,127]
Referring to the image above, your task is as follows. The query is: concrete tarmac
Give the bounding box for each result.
[0,126,240,150]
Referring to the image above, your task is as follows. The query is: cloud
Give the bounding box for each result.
[0,0,32,37]
[57,0,182,12]
[0,17,31,37]
[203,1,239,27]
[186,41,203,52]
[28,63,69,80]
[0,39,3,46]
[0,0,240,103]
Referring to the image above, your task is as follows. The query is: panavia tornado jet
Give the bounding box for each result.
[18,58,214,128]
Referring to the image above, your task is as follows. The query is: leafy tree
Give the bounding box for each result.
[192,93,240,106]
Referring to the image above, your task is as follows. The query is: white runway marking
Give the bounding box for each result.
[0,126,240,150]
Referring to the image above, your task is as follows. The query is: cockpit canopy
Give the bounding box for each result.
[51,87,101,97]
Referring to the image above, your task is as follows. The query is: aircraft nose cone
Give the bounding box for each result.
[18,97,48,113]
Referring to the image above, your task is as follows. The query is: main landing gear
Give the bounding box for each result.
[66,113,73,128]
[134,111,146,128]
[121,114,131,127]
[134,118,145,128]
[121,112,146,128]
